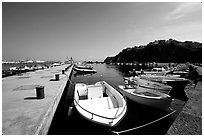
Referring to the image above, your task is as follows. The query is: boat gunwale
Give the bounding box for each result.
[118,85,173,111]
[74,81,127,124]
[118,85,164,100]
[124,77,172,91]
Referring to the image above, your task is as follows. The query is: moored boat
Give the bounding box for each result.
[74,67,97,73]
[135,67,171,75]
[124,76,172,94]
[118,84,172,111]
[73,81,127,127]
[138,74,189,91]
[137,74,189,101]
[75,65,93,70]
[139,74,184,83]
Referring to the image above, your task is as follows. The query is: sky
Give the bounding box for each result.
[2,2,202,62]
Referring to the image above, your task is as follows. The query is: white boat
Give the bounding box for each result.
[171,70,189,76]
[139,74,181,83]
[138,74,189,89]
[75,65,93,70]
[20,65,31,71]
[135,67,171,75]
[9,67,18,71]
[118,84,172,111]
[124,76,172,94]
[74,81,127,127]
[74,67,97,73]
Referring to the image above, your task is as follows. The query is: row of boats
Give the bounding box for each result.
[71,63,190,127]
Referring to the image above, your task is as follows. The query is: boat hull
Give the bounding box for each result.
[124,76,172,94]
[139,75,189,90]
[118,85,172,111]
[74,67,97,74]
[74,81,127,127]
[75,65,93,70]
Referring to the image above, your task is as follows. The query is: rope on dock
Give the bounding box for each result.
[110,109,176,135]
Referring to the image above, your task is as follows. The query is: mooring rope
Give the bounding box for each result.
[110,109,176,135]
[67,77,73,84]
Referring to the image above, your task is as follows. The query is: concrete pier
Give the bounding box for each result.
[2,64,73,135]
[167,81,202,135]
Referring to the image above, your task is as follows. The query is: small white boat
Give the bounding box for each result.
[9,67,18,71]
[74,67,97,73]
[75,65,93,70]
[135,67,171,75]
[74,81,127,127]
[20,65,31,71]
[139,74,181,82]
[124,76,172,94]
[138,74,189,89]
[118,84,172,111]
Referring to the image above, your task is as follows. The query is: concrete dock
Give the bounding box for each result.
[167,80,202,135]
[2,64,73,135]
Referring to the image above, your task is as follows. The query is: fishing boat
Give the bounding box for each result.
[135,67,171,75]
[124,76,172,94]
[139,74,182,83]
[74,81,127,127]
[138,74,189,90]
[74,67,97,74]
[118,84,172,111]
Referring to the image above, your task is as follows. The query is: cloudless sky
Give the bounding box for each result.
[2,2,202,61]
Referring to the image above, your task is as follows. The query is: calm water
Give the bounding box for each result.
[49,63,185,135]
[72,64,128,88]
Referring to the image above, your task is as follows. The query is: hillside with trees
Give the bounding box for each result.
[104,39,202,63]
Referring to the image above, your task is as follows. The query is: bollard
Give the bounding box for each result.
[68,106,73,117]
[62,70,65,74]
[36,86,45,99]
[55,74,60,81]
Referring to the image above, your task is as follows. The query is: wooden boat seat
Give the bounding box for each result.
[78,97,120,116]
[88,86,103,99]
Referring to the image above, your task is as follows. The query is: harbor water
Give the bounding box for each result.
[48,63,186,135]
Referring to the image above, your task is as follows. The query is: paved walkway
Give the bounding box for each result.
[2,64,73,135]
[167,81,202,135]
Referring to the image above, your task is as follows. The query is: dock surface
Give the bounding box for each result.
[167,81,202,135]
[2,64,73,135]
